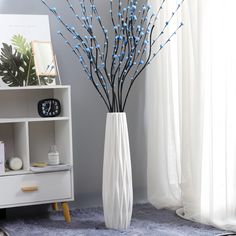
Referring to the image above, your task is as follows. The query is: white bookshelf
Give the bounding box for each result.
[0,86,74,221]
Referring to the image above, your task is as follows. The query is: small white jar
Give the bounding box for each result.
[8,157,23,171]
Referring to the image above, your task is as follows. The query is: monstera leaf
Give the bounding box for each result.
[0,43,25,86]
[11,34,31,55]
[11,35,38,85]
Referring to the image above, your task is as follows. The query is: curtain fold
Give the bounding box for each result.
[146,0,236,231]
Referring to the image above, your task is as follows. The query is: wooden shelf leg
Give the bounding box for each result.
[51,202,59,211]
[61,202,71,223]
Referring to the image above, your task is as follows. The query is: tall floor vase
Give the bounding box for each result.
[102,112,133,230]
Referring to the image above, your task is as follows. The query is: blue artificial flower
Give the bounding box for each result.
[50,7,57,12]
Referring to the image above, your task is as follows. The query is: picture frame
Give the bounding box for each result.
[31,41,57,77]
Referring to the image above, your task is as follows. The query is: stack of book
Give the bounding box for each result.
[30,163,72,173]
[0,141,5,175]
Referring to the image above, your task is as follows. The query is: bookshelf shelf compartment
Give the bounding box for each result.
[0,86,70,119]
[0,122,29,173]
[29,120,72,165]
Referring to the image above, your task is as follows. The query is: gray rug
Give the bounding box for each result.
[0,204,229,236]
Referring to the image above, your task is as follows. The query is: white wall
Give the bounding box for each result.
[0,0,147,207]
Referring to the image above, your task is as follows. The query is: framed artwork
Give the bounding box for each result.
[0,14,56,87]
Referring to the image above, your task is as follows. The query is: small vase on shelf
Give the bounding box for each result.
[48,145,60,165]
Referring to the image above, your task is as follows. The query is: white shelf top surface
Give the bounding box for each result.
[0,117,70,123]
[0,85,70,91]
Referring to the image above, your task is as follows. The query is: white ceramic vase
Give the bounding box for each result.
[102,112,133,230]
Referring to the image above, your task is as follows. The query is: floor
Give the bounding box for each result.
[0,204,229,236]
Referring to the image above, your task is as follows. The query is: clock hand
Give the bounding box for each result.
[48,101,52,114]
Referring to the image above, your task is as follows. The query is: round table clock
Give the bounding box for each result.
[38,98,61,117]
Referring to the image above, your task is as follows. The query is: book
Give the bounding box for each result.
[30,163,72,173]
[0,142,5,174]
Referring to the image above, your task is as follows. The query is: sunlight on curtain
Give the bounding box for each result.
[200,0,236,229]
[147,0,236,231]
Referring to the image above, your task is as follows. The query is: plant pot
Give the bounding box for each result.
[102,112,133,230]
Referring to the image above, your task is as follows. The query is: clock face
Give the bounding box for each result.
[38,99,61,117]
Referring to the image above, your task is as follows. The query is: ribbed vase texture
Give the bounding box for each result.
[102,112,133,230]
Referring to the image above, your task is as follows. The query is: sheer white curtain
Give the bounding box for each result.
[146,0,236,231]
